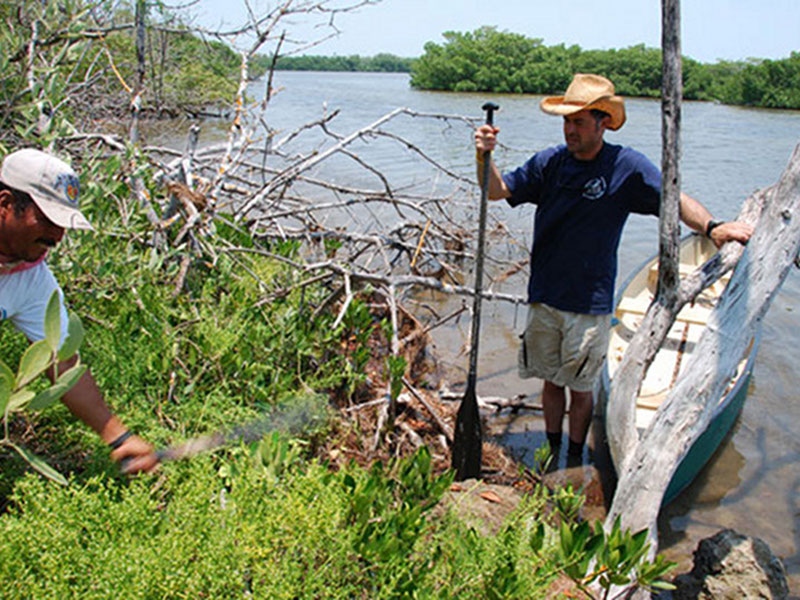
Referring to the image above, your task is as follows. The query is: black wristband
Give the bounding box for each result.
[109,431,133,450]
[705,219,725,237]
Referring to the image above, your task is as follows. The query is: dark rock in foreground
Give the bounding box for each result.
[672,529,789,599]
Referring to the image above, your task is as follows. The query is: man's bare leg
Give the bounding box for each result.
[542,380,566,448]
[567,389,593,456]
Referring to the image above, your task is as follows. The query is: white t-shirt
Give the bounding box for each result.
[0,261,69,344]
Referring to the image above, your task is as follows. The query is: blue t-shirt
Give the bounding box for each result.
[503,142,660,314]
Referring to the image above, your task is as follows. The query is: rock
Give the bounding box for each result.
[434,479,523,536]
[672,529,789,599]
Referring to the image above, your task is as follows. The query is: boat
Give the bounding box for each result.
[601,233,759,505]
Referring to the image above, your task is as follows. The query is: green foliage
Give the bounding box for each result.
[574,44,663,97]
[271,52,415,73]
[550,516,677,598]
[0,447,549,599]
[532,441,553,475]
[0,0,89,146]
[0,129,377,485]
[552,482,585,524]
[0,291,85,485]
[43,196,378,446]
[251,430,307,484]
[106,28,242,109]
[411,27,800,109]
[0,459,357,598]
[386,354,406,405]
[342,447,451,557]
[557,520,605,583]
[0,0,250,146]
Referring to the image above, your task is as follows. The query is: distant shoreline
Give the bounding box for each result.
[265,69,800,113]
[267,33,800,110]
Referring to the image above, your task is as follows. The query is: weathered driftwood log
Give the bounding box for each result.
[605,184,771,470]
[606,144,800,552]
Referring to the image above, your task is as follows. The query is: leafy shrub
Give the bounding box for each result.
[0,448,487,599]
[411,27,800,109]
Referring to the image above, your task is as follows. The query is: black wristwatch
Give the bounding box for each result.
[705,219,725,238]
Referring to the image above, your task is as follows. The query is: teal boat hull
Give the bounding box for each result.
[662,339,757,505]
[602,234,760,507]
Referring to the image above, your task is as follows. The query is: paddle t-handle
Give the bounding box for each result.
[482,102,499,127]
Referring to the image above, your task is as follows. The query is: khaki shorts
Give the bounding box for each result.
[518,303,611,392]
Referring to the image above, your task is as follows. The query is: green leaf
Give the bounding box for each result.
[29,363,87,410]
[559,521,573,557]
[0,358,14,385]
[8,389,35,412]
[608,549,621,568]
[0,379,10,415]
[0,360,13,414]
[9,443,68,485]
[585,532,605,559]
[44,290,62,353]
[651,581,677,590]
[630,529,649,554]
[16,340,53,388]
[529,522,545,553]
[608,573,631,586]
[57,313,85,362]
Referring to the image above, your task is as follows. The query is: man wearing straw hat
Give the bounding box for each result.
[0,148,158,474]
[474,73,753,460]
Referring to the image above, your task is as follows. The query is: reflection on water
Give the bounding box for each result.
[156,71,799,593]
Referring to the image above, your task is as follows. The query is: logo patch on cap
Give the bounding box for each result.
[56,172,80,206]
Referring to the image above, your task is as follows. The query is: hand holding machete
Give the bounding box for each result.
[120,393,328,473]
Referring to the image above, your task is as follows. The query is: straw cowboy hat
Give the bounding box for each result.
[540,73,626,131]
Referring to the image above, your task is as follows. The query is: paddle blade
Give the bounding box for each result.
[451,386,482,480]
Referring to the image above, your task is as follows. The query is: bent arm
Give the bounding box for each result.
[679,192,754,248]
[52,355,158,473]
[678,192,712,234]
[475,124,511,200]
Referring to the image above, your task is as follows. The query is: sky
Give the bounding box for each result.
[194,0,799,64]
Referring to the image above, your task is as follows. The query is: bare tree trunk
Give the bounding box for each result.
[606,0,683,476]
[659,0,682,300]
[130,0,145,145]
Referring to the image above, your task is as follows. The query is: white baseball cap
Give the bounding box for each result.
[1,148,92,230]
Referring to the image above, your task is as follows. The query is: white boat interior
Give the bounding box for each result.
[606,235,750,430]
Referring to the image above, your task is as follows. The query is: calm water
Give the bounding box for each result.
[205,71,800,589]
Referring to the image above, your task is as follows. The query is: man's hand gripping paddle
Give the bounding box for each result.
[451,102,499,480]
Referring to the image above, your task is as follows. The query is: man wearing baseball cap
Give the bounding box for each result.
[0,148,158,473]
[474,73,754,461]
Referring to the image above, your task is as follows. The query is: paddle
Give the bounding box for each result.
[451,101,499,480]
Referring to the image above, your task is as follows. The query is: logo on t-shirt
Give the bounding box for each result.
[582,176,607,200]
